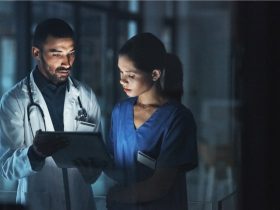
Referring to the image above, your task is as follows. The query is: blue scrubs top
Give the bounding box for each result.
[108,97,198,210]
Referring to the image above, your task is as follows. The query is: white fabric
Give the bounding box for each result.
[0,70,101,210]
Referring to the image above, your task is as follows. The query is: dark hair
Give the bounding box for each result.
[118,33,183,101]
[118,32,166,73]
[32,18,74,49]
[161,53,184,102]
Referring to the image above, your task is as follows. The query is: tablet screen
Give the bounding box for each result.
[36,131,112,168]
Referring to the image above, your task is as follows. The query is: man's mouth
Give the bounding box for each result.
[57,68,71,75]
[58,70,69,73]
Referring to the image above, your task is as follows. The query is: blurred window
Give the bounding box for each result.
[0,1,18,200]
[79,8,106,100]
[0,2,16,96]
[118,0,139,13]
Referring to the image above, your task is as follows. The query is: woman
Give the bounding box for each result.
[106,33,198,210]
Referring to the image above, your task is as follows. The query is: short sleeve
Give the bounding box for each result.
[107,103,120,157]
[156,108,198,171]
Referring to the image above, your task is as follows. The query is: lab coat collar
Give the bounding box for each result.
[63,77,81,131]
[67,76,80,98]
[26,69,55,131]
[24,68,80,97]
[24,68,81,131]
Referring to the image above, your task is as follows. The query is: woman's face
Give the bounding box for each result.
[118,55,154,97]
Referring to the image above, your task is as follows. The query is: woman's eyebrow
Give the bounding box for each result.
[121,69,138,73]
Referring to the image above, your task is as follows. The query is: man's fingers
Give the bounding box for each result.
[34,138,69,157]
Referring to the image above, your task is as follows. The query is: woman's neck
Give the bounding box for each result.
[137,93,168,107]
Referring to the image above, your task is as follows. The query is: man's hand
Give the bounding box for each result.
[32,130,68,158]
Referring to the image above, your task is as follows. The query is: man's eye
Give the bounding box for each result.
[128,74,135,79]
[52,53,62,57]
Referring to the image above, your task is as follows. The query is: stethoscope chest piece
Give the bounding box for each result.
[75,108,88,121]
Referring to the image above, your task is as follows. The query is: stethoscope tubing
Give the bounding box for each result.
[26,72,86,137]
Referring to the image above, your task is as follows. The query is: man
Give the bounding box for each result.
[0,18,101,210]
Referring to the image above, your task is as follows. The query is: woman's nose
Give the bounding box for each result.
[120,78,128,86]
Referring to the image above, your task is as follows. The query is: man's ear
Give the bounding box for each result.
[32,47,40,60]
[151,69,161,82]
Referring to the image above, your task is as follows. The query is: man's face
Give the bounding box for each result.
[32,36,75,84]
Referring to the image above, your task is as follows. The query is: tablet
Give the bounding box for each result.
[36,131,113,168]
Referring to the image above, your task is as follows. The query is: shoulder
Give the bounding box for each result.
[177,103,195,119]
[167,101,196,127]
[70,78,98,102]
[71,78,93,94]
[1,78,27,105]
[0,78,27,114]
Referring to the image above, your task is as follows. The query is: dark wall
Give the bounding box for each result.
[233,2,280,210]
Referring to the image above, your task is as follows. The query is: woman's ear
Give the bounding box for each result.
[32,47,40,60]
[151,69,161,82]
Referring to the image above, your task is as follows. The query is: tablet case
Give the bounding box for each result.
[37,131,112,168]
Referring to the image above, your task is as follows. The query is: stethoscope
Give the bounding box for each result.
[27,73,88,137]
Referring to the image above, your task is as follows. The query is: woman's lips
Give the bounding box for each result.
[123,88,131,93]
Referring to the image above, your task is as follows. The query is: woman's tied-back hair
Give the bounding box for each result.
[118,32,166,74]
[118,32,184,102]
[32,18,74,49]
[162,53,184,102]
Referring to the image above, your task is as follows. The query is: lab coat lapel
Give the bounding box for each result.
[29,71,55,132]
[63,79,79,131]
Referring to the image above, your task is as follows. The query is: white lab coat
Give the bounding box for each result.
[0,69,101,210]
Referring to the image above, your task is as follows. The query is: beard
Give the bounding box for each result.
[46,66,71,85]
[40,55,72,85]
[53,67,71,83]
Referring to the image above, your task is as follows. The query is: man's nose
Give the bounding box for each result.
[61,54,73,68]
